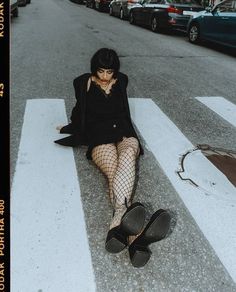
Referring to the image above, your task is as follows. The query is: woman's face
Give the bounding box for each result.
[96,68,114,84]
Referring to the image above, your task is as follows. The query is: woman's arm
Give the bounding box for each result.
[56,77,82,134]
[56,74,90,135]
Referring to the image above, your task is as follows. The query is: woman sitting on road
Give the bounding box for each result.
[55,48,171,267]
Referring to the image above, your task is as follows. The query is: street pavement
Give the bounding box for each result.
[10,0,236,291]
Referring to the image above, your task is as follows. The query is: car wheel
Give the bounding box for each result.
[188,23,200,44]
[109,6,113,15]
[27,0,31,4]
[151,16,160,32]
[129,11,135,24]
[12,7,19,17]
[95,2,101,10]
[119,8,124,20]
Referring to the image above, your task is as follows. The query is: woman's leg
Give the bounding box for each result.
[91,138,140,230]
[91,143,118,206]
[110,137,140,229]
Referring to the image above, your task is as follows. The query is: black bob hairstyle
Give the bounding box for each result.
[90,48,120,78]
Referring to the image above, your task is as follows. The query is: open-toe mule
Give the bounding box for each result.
[129,209,171,267]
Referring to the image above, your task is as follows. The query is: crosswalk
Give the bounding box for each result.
[11,100,96,292]
[129,97,236,284]
[11,96,236,291]
[195,96,236,127]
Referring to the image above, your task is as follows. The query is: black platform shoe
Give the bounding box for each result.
[105,202,146,253]
[129,209,171,267]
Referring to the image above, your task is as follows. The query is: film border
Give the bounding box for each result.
[0,0,10,291]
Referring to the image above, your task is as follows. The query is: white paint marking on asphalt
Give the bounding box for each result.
[129,98,236,283]
[11,99,96,292]
[196,96,236,127]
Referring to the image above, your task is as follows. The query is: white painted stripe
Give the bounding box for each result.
[11,99,96,292]
[129,98,236,283]
[196,96,236,127]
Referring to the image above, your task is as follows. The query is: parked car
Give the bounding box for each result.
[86,0,96,8]
[94,0,111,10]
[109,0,142,19]
[86,0,110,9]
[129,0,204,32]
[18,0,30,7]
[11,0,19,17]
[70,0,85,4]
[187,0,236,48]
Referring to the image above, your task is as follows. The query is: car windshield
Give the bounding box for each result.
[167,0,200,4]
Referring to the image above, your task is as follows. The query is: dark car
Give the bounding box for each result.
[11,0,19,17]
[18,0,30,7]
[109,0,142,19]
[86,0,111,10]
[95,0,112,10]
[129,0,204,32]
[70,0,85,4]
[86,0,95,8]
[187,0,236,48]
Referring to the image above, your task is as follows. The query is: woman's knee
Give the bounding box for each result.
[117,137,140,157]
[91,144,118,179]
[123,146,137,159]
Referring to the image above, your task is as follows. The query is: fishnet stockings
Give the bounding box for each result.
[91,137,140,230]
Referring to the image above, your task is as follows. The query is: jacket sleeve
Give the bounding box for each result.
[59,77,81,134]
[54,75,88,147]
[73,77,81,101]
[124,74,128,88]
[119,72,128,88]
[70,77,82,126]
[119,73,131,119]
[120,72,144,155]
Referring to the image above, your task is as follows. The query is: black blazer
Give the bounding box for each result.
[54,72,144,154]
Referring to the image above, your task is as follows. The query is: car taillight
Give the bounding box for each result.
[167,6,182,14]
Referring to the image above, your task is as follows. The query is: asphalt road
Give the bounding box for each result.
[10,0,236,291]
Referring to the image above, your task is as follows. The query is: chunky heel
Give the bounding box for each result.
[129,244,152,268]
[105,226,127,253]
[105,202,146,254]
[128,209,171,267]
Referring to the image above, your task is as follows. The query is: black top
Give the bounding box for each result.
[54,72,144,157]
[85,80,138,159]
